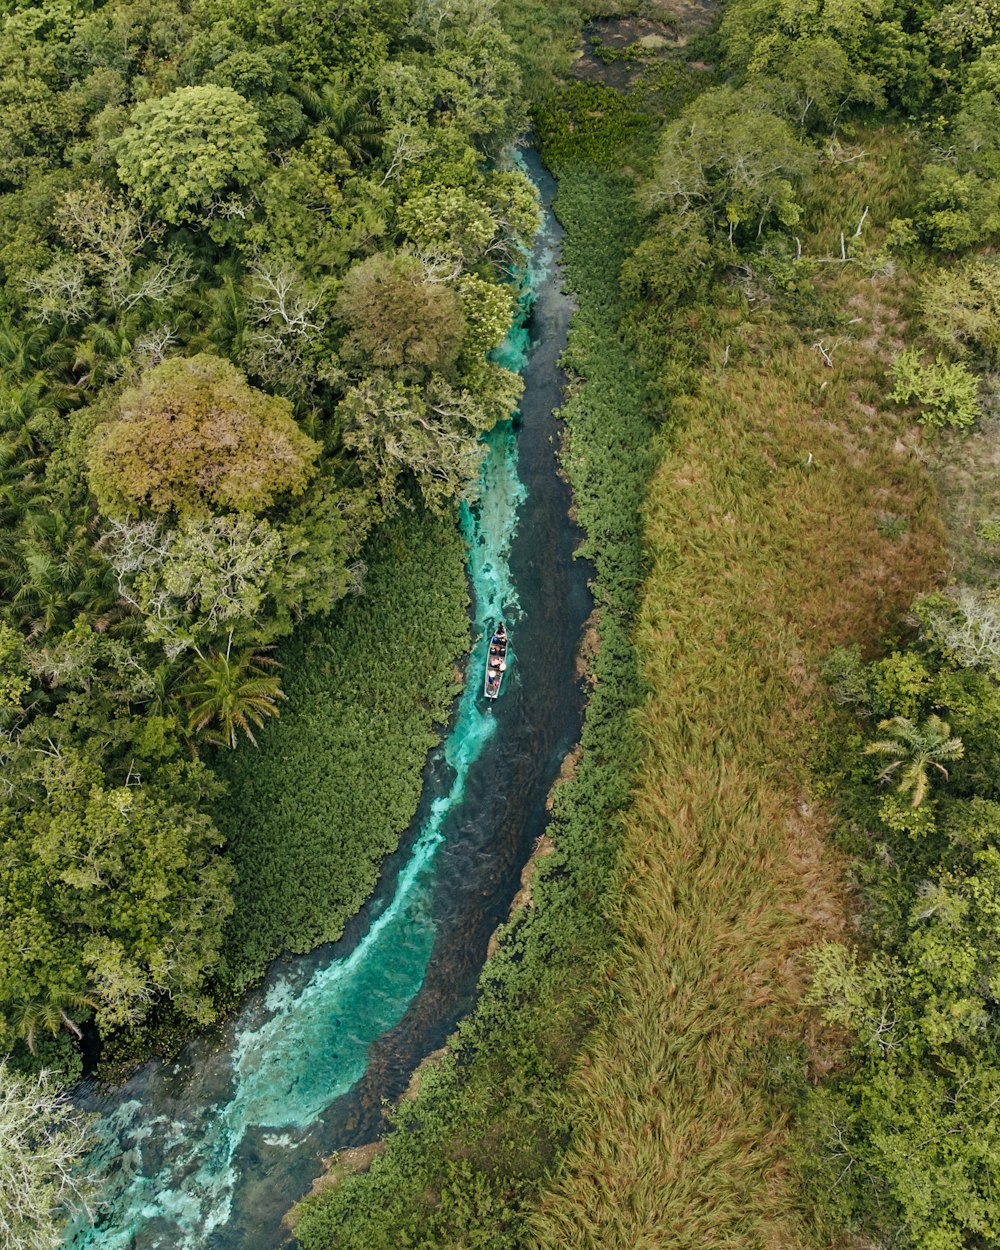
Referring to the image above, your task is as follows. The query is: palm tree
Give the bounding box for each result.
[13,505,121,640]
[0,319,70,380]
[292,76,383,165]
[13,987,98,1054]
[194,267,249,358]
[144,660,185,722]
[0,377,62,472]
[181,639,285,749]
[72,322,133,389]
[865,714,965,807]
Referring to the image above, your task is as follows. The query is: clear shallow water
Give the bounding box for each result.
[68,147,590,1250]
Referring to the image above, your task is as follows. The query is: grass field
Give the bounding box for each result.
[526,138,948,1249]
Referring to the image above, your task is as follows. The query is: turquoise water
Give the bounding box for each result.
[67,153,576,1250]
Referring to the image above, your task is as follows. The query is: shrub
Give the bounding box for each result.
[890,348,980,428]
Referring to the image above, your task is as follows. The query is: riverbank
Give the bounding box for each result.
[290,30,954,1250]
[213,511,470,994]
[529,146,946,1246]
[290,147,653,1250]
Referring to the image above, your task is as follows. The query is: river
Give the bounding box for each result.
[67,146,590,1250]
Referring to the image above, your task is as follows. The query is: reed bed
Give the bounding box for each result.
[528,301,946,1248]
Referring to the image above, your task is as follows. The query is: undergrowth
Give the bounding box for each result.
[213,510,469,992]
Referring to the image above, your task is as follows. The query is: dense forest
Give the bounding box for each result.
[9,0,1000,1247]
[0,0,538,1235]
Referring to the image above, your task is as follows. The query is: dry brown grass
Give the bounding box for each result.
[932,414,1000,584]
[527,264,947,1249]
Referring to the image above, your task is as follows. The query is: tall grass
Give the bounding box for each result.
[527,179,947,1244]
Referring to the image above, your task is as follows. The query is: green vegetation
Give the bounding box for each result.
[890,348,980,430]
[0,0,530,1088]
[0,1059,91,1250]
[112,85,268,227]
[10,0,1000,1243]
[88,354,320,517]
[803,626,1000,1248]
[214,512,469,992]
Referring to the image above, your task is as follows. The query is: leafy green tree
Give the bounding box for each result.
[336,253,466,374]
[0,622,29,715]
[181,643,285,749]
[0,1059,91,1250]
[338,366,517,515]
[777,35,858,129]
[0,747,234,1034]
[645,87,814,246]
[719,0,881,76]
[102,486,357,657]
[111,85,266,226]
[88,354,320,517]
[457,274,516,355]
[922,258,1000,365]
[202,0,408,77]
[0,41,81,193]
[914,163,1000,251]
[397,186,498,274]
[805,830,1000,1245]
[865,714,965,807]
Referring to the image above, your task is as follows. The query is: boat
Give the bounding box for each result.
[484,622,508,700]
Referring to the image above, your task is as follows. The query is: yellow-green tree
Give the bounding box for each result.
[112,85,266,226]
[865,714,965,807]
[87,354,319,518]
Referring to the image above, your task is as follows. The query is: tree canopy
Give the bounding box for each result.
[336,253,466,374]
[88,354,320,517]
[112,85,267,227]
[0,0,531,1171]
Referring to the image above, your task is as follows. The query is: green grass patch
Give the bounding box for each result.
[212,510,469,992]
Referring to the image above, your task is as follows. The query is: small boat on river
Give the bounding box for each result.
[485,622,508,700]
